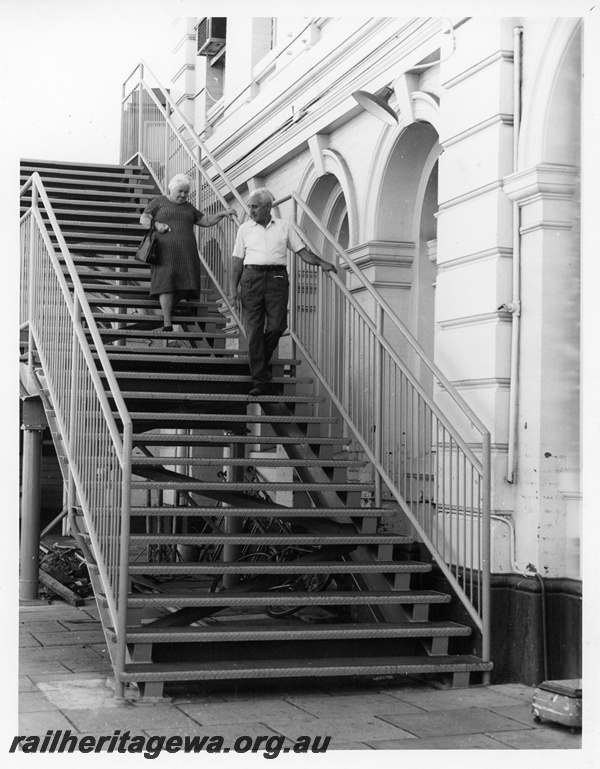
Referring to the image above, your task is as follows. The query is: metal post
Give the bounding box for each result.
[222,441,245,588]
[374,307,384,507]
[20,399,47,601]
[137,82,144,161]
[481,432,492,684]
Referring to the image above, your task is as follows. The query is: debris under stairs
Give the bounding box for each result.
[20,159,492,697]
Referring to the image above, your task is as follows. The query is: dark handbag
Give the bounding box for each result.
[134,228,159,264]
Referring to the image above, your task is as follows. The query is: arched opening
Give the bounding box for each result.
[371,121,441,391]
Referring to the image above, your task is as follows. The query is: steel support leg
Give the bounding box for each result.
[222,441,245,588]
[20,418,45,601]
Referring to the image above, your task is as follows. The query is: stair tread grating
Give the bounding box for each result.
[127,561,432,575]
[128,534,411,545]
[128,506,394,517]
[121,622,471,643]
[120,656,492,682]
[126,590,452,608]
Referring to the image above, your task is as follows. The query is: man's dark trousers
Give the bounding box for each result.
[240,266,289,385]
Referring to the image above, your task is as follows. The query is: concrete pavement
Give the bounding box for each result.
[15,601,583,752]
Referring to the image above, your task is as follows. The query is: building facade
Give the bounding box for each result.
[160,16,582,682]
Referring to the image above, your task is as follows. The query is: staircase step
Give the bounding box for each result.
[131,456,361,468]
[131,481,372,493]
[126,590,449,609]
[129,506,393,518]
[132,433,346,447]
[93,313,224,324]
[128,534,409,546]
[101,354,284,368]
[121,621,469,644]
[88,297,215,311]
[128,561,431,576]
[26,198,150,212]
[64,245,142,255]
[98,329,231,340]
[35,207,146,219]
[120,655,492,683]
[21,158,152,174]
[60,229,146,240]
[75,260,149,272]
[124,412,336,425]
[112,372,311,385]
[124,392,324,405]
[26,187,153,200]
[22,176,155,190]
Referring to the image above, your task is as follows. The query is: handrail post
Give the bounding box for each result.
[374,307,384,508]
[115,421,133,699]
[481,432,492,683]
[137,83,143,160]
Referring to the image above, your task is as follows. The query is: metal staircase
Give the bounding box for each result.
[20,159,492,697]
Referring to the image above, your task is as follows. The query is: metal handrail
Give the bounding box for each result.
[277,195,490,641]
[20,173,134,694]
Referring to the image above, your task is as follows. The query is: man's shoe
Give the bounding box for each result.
[248,383,268,397]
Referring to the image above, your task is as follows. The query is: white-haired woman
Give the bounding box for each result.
[140,174,236,330]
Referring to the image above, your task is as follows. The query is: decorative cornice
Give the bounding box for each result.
[347,240,415,261]
[503,163,579,203]
[520,220,574,235]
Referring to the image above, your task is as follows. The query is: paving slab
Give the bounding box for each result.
[18,691,63,713]
[19,710,77,733]
[379,707,531,737]
[486,726,582,749]
[264,716,416,743]
[18,632,42,648]
[25,671,113,686]
[37,678,121,710]
[19,677,39,693]
[19,661,74,675]
[62,658,113,674]
[18,620,67,633]
[367,733,513,750]
[56,703,200,733]
[386,685,530,712]
[28,630,107,646]
[284,693,424,718]
[210,680,331,701]
[488,683,537,702]
[140,723,291,746]
[483,702,539,727]
[20,646,105,663]
[177,699,313,726]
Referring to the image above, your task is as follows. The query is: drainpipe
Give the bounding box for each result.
[502,26,523,484]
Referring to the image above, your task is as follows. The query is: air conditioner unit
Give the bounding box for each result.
[196,18,227,57]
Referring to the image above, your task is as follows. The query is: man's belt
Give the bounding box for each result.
[244,264,287,272]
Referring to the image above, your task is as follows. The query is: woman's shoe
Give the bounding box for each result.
[161,325,173,332]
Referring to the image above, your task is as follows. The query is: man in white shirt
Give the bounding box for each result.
[229,188,336,396]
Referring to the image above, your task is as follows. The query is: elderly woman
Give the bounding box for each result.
[140,174,236,330]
